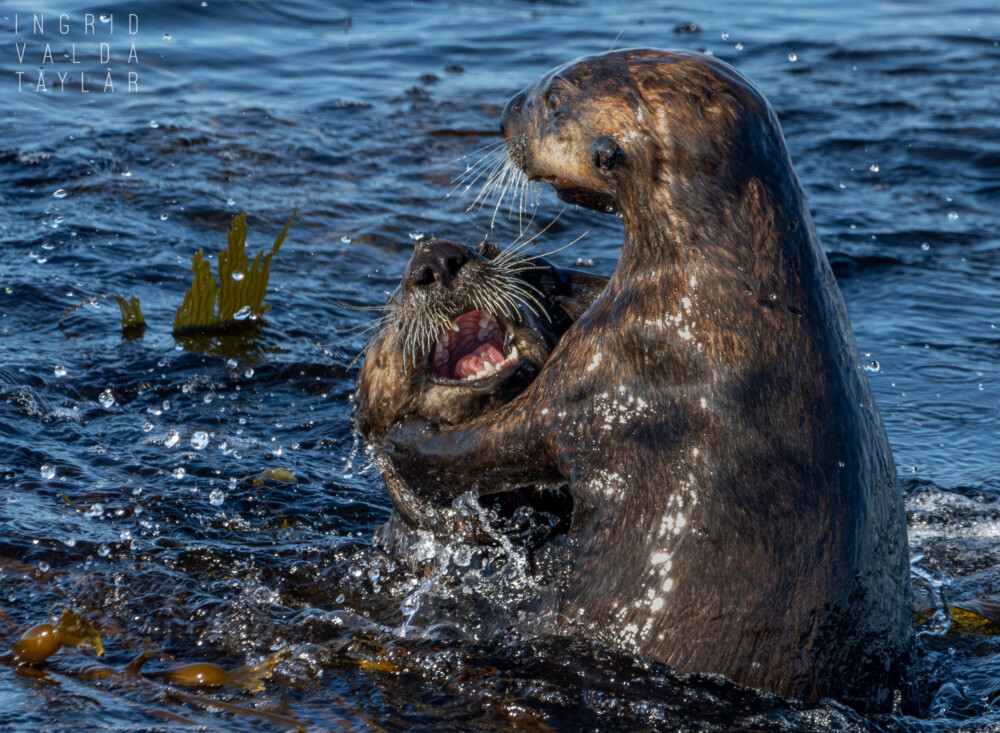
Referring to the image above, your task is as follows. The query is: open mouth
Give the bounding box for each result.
[431,310,520,383]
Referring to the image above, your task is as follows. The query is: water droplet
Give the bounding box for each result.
[721,33,729,40]
[98,544,111,557]
[788,53,798,62]
[979,384,985,391]
[121,170,132,177]
[64,537,76,547]
[162,33,171,40]
[921,242,930,251]
[233,305,252,321]
[226,359,238,369]
[865,360,880,372]
[243,367,254,378]
[142,421,154,432]
[735,43,743,51]
[408,231,424,241]
[191,431,209,450]
[100,14,111,22]
[98,389,116,408]
[947,211,958,221]
[38,561,50,573]
[401,594,420,614]
[340,235,351,244]
[173,467,186,479]
[160,214,168,221]
[53,188,67,199]
[149,120,159,128]
[209,489,225,506]
[869,164,879,173]
[335,593,345,604]
[232,270,245,281]
[165,430,181,447]
[40,463,56,480]
[838,461,845,468]
[85,503,104,519]
[453,545,472,567]
[53,364,67,377]
[226,197,235,206]
[838,183,846,189]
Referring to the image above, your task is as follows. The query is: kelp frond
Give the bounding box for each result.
[116,296,146,335]
[172,209,297,334]
[60,294,146,338]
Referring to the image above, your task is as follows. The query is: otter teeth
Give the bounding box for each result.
[478,313,500,341]
[460,346,521,382]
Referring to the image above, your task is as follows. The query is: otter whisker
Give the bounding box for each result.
[515,230,590,263]
[489,158,527,230]
[333,317,394,338]
[468,154,510,211]
[451,146,505,188]
[318,321,387,350]
[324,297,395,313]
[478,156,516,220]
[497,278,547,319]
[494,206,567,265]
[452,137,506,166]
[513,166,538,234]
[449,151,507,201]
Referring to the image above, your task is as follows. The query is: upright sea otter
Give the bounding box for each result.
[386,50,913,710]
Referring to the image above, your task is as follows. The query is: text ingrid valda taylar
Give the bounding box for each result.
[10,13,142,93]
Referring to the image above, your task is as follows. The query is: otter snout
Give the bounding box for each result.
[404,239,471,291]
[500,91,526,139]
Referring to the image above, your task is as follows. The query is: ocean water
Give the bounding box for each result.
[1,1,998,729]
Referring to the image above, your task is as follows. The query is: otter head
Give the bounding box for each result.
[500,49,789,221]
[354,238,603,438]
[353,237,604,530]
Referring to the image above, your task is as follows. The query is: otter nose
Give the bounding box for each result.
[404,240,470,290]
[500,91,525,138]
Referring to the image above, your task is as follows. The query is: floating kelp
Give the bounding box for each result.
[58,210,295,341]
[1,608,103,666]
[117,295,146,337]
[173,209,297,334]
[252,468,299,486]
[914,598,1000,638]
[59,294,146,338]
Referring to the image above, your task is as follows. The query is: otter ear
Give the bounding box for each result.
[591,137,626,174]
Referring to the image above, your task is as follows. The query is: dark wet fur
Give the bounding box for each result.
[386,49,913,711]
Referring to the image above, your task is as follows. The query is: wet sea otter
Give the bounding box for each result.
[385,50,913,710]
[354,237,606,551]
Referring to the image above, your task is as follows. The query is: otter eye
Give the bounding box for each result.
[546,91,561,112]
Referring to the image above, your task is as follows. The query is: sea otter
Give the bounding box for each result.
[353,237,605,551]
[385,50,913,710]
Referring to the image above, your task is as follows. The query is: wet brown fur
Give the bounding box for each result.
[354,239,605,531]
[386,50,913,710]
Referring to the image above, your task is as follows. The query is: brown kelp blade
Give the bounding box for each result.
[173,209,297,334]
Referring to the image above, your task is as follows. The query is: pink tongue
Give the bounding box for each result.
[455,343,505,379]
